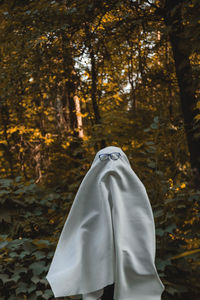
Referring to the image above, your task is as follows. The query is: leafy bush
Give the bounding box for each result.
[0,176,72,299]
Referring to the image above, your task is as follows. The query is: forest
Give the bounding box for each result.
[0,0,200,299]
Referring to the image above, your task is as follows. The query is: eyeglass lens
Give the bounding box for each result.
[110,153,120,160]
[99,154,109,161]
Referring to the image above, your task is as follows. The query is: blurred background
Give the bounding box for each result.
[0,0,200,299]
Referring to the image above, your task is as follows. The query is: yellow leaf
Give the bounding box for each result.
[181,183,186,189]
[45,138,54,145]
[41,35,48,40]
[196,101,200,109]
[19,126,26,134]
[48,116,54,122]
[168,178,173,188]
[62,141,70,149]
[7,127,17,134]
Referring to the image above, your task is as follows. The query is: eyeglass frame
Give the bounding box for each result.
[99,152,121,161]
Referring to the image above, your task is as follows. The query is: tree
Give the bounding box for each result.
[162,0,200,183]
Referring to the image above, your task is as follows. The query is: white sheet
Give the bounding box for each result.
[46,146,165,299]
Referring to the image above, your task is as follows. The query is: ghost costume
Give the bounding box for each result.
[46,146,165,299]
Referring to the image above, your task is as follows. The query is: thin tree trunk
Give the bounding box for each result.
[74,95,84,138]
[127,39,136,110]
[89,45,106,150]
[56,95,70,133]
[33,144,43,184]
[84,24,106,149]
[89,45,106,149]
[89,48,101,124]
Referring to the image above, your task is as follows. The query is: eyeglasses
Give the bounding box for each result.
[99,152,121,161]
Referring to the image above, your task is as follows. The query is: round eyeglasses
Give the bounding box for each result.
[99,152,121,161]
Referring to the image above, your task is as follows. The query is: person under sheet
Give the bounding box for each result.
[46,146,165,300]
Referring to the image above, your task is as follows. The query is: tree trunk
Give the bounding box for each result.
[84,24,106,149]
[60,31,81,138]
[89,45,106,149]
[164,0,200,184]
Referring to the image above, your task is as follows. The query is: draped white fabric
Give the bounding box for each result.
[46,146,165,299]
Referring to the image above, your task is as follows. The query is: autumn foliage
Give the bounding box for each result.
[0,1,200,299]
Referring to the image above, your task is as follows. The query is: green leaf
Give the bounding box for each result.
[13,188,25,194]
[6,239,24,250]
[150,123,158,129]
[34,208,43,216]
[36,290,43,296]
[165,223,176,233]
[166,286,178,296]
[0,273,9,284]
[40,278,48,284]
[15,176,23,183]
[145,141,154,145]
[16,282,28,295]
[0,189,10,195]
[165,198,175,204]
[154,209,164,218]
[153,116,159,123]
[10,273,21,282]
[43,289,53,299]
[67,7,77,14]
[28,284,36,294]
[25,196,36,204]
[19,250,30,258]
[156,258,172,271]
[147,161,156,168]
[156,228,165,236]
[44,193,60,201]
[146,146,156,153]
[31,276,40,284]
[9,251,18,258]
[33,250,46,259]
[24,183,37,193]
[34,239,50,246]
[0,241,8,249]
[0,178,13,187]
[15,267,27,275]
[23,240,37,252]
[30,261,46,275]
[143,128,151,132]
